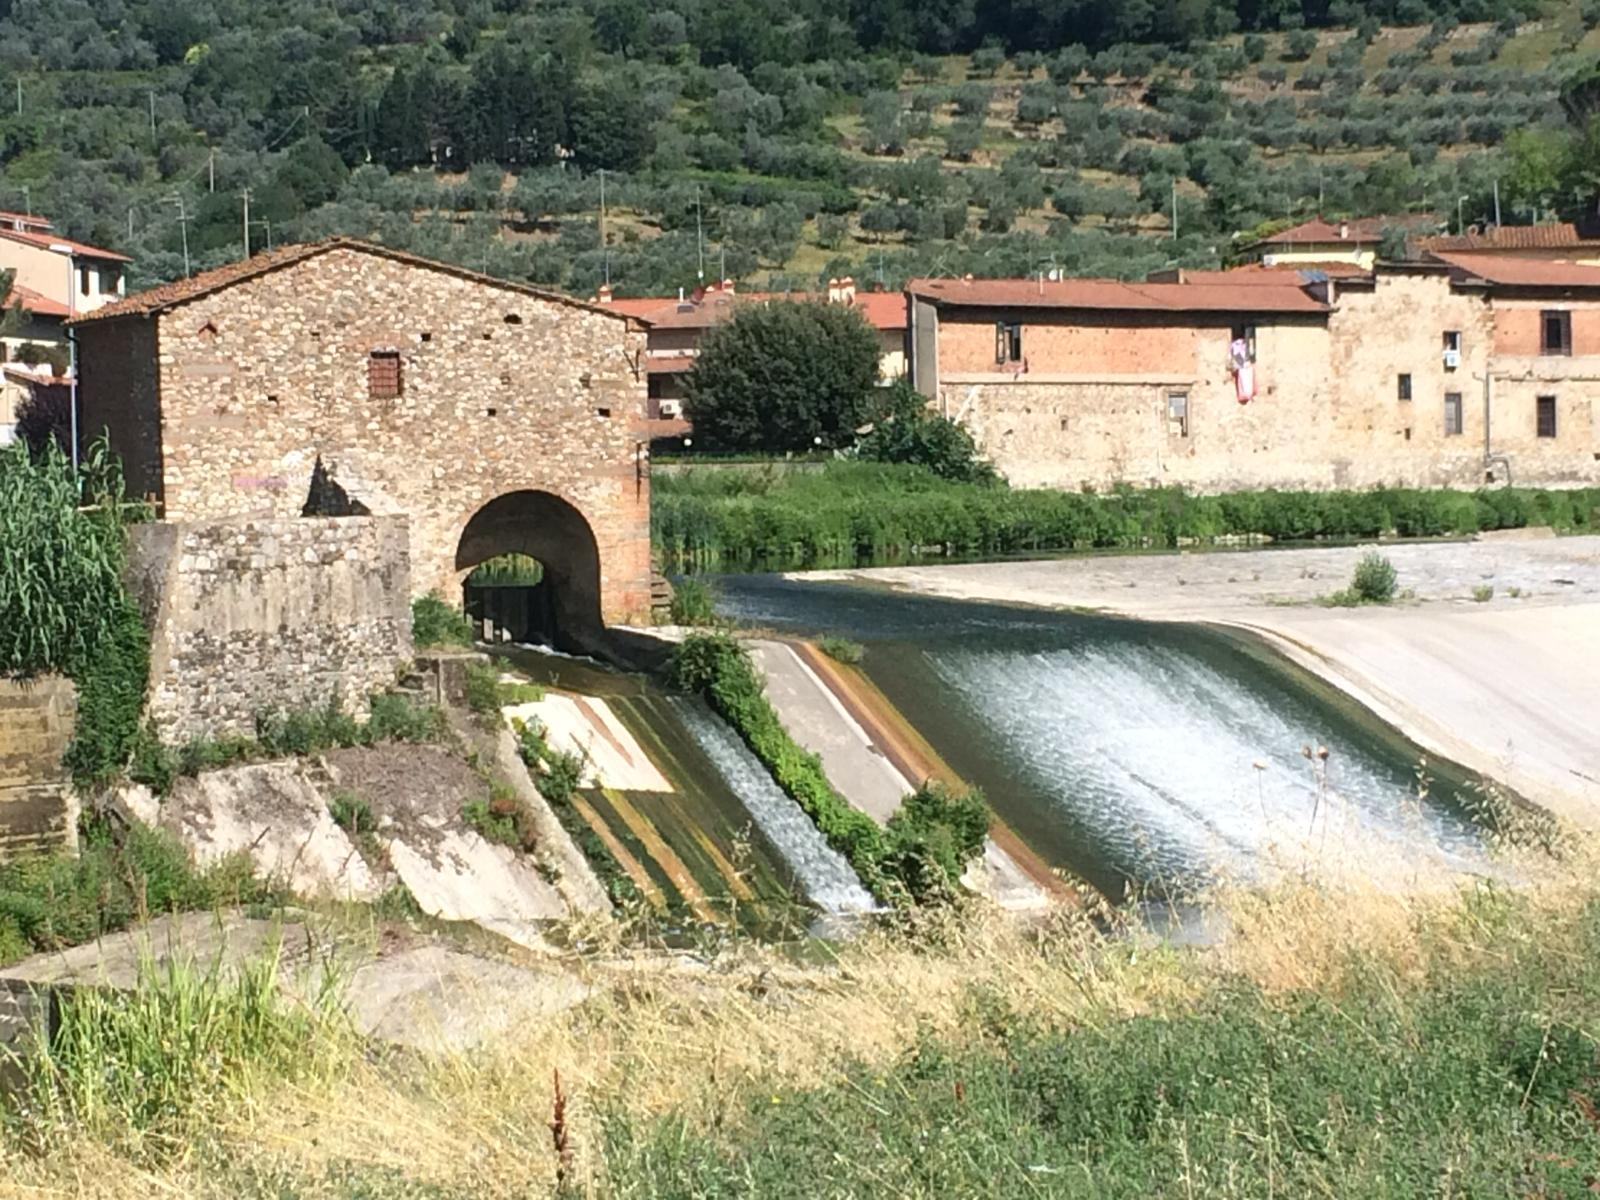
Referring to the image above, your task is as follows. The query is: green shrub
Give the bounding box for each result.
[1472,583,1494,602]
[669,577,719,626]
[327,791,375,835]
[513,717,638,905]
[817,636,865,665]
[411,592,475,648]
[669,633,986,907]
[463,661,504,715]
[461,790,523,848]
[1350,552,1398,603]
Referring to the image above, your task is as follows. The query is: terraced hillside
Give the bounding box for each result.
[0,1,1594,294]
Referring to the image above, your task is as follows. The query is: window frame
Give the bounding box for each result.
[1166,391,1190,439]
[1536,394,1557,438]
[1397,373,1412,401]
[368,349,403,400]
[1443,391,1463,436]
[1540,310,1572,357]
[1231,323,1258,362]
[995,321,1023,364]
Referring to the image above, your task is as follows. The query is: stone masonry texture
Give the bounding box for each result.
[0,676,78,858]
[127,515,413,742]
[78,243,653,628]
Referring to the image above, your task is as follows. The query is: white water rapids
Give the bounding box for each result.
[925,640,1491,892]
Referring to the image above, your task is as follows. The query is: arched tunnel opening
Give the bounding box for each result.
[455,490,605,655]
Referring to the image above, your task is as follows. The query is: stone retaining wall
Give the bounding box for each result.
[128,515,413,741]
[0,676,78,858]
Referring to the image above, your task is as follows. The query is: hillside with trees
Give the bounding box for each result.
[4,0,1600,296]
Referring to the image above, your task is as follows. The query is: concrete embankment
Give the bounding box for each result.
[800,534,1600,831]
[748,639,1063,910]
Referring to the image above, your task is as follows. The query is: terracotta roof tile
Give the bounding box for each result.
[72,238,635,326]
[2,282,70,318]
[905,276,1329,315]
[1417,223,1600,253]
[1429,252,1600,288]
[0,225,131,262]
[1246,214,1436,249]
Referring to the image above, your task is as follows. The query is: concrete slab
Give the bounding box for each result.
[162,762,379,901]
[342,944,590,1053]
[388,831,564,952]
[748,640,912,824]
[502,691,671,792]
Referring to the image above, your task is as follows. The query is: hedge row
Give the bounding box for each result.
[668,632,987,906]
[653,464,1600,568]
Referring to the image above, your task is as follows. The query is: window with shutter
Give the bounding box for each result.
[368,351,402,399]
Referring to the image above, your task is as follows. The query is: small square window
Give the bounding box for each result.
[1166,392,1189,438]
[1231,324,1257,362]
[368,350,402,399]
[1397,373,1412,401]
[1443,330,1462,353]
[1541,311,1572,356]
[1444,391,1463,436]
[1537,395,1557,438]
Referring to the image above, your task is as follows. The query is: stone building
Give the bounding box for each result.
[908,258,1600,492]
[74,238,654,647]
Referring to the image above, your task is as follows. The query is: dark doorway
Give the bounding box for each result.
[455,491,604,654]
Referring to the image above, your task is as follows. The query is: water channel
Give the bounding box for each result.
[709,573,1492,900]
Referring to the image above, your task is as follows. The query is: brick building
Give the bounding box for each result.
[909,259,1600,492]
[73,238,655,646]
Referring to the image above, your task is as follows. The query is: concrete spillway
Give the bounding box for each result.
[707,573,1494,899]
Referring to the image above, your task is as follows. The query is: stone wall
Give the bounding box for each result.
[931,271,1600,492]
[79,244,653,630]
[128,515,413,742]
[0,676,78,858]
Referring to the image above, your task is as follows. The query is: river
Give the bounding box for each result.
[709,572,1491,899]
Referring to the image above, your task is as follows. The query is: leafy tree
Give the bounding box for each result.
[572,79,655,171]
[684,301,882,452]
[1284,29,1316,60]
[857,380,993,482]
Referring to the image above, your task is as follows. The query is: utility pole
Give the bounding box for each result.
[599,169,609,288]
[21,186,29,218]
[1457,193,1468,235]
[127,208,134,241]
[1493,178,1502,229]
[241,188,251,258]
[148,92,157,145]
[695,187,705,283]
[1171,179,1179,243]
[166,194,191,277]
[208,149,215,193]
[14,78,20,117]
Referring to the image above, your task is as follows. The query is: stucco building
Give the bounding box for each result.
[73,238,655,646]
[909,258,1600,492]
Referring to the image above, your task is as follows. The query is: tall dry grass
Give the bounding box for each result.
[1,832,1593,1198]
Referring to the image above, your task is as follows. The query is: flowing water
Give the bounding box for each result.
[501,646,874,919]
[711,573,1493,899]
[669,698,877,915]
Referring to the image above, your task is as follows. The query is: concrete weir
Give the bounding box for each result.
[746,639,1060,911]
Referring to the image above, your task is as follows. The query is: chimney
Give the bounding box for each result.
[841,276,856,305]
[721,278,734,295]
[962,273,974,284]
[826,277,841,303]
[596,283,613,303]
[1339,222,1350,240]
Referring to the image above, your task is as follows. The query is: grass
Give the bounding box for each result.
[7,852,1600,1196]
[1473,582,1495,601]
[816,634,865,664]
[654,462,1600,570]
[0,817,279,967]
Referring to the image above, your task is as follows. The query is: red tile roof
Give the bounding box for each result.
[0,225,131,262]
[1155,263,1369,286]
[1429,252,1600,288]
[600,288,908,331]
[906,276,1329,315]
[2,282,70,318]
[1418,223,1600,253]
[1245,214,1436,249]
[72,238,634,326]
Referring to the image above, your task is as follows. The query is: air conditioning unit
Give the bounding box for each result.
[1442,349,1461,371]
[659,399,683,419]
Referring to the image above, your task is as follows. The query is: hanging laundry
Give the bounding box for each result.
[1230,338,1256,404]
